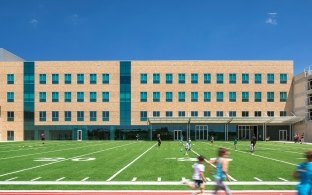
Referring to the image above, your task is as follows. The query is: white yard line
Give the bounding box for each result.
[81,177,89,181]
[278,177,288,182]
[31,177,41,181]
[106,143,157,181]
[157,177,161,182]
[5,177,18,181]
[254,177,262,181]
[206,177,211,181]
[56,177,65,181]
[131,177,137,181]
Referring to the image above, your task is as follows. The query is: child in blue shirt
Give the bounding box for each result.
[293,150,312,195]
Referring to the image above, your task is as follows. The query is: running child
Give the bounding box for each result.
[185,141,191,155]
[157,134,161,147]
[233,138,238,150]
[250,135,257,154]
[293,150,312,195]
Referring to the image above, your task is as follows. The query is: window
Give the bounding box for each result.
[254,92,262,102]
[102,74,110,84]
[229,92,236,102]
[39,111,46,121]
[229,73,236,84]
[39,92,46,102]
[77,74,84,84]
[229,111,236,117]
[254,74,262,84]
[204,73,211,84]
[166,92,173,102]
[153,111,160,117]
[52,92,59,102]
[267,73,274,84]
[64,92,71,102]
[64,74,71,84]
[166,73,173,84]
[242,111,249,117]
[267,111,274,117]
[140,111,147,121]
[65,111,71,121]
[242,92,249,102]
[242,73,249,84]
[52,111,59,121]
[216,73,223,84]
[280,74,287,84]
[216,111,223,117]
[204,111,211,117]
[90,111,97,121]
[77,111,84,121]
[191,73,198,84]
[216,92,223,102]
[166,111,173,117]
[90,92,97,102]
[7,74,14,84]
[280,92,287,102]
[7,92,14,102]
[102,111,110,121]
[90,74,97,84]
[280,111,287,117]
[204,92,211,102]
[178,111,185,117]
[153,92,160,102]
[191,92,198,102]
[24,74,34,84]
[39,74,46,84]
[191,111,198,117]
[267,92,274,102]
[178,73,185,84]
[140,92,147,102]
[7,111,14,121]
[77,92,84,102]
[52,74,59,84]
[102,92,109,102]
[178,92,185,102]
[140,73,147,84]
[153,73,160,84]
[24,92,34,102]
[255,111,261,117]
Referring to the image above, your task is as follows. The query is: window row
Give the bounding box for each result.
[36,92,110,103]
[140,91,287,103]
[37,111,110,122]
[140,73,288,84]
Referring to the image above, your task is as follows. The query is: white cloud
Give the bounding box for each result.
[29,18,39,27]
[265,13,277,25]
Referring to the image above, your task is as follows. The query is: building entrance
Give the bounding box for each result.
[195,125,209,140]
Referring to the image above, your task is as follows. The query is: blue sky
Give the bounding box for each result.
[0,0,311,75]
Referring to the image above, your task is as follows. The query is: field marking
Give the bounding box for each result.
[81,177,89,181]
[106,143,157,181]
[278,177,288,182]
[254,177,262,181]
[56,177,65,181]
[157,177,161,182]
[131,177,137,182]
[0,142,136,178]
[31,177,41,181]
[259,147,302,154]
[5,177,18,181]
[206,177,211,181]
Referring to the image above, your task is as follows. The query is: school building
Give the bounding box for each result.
[0,48,311,142]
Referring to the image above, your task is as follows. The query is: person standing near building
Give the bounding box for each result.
[293,150,312,195]
[211,135,215,145]
[157,134,161,147]
[233,138,238,150]
[185,141,191,155]
[40,133,45,144]
[250,135,257,154]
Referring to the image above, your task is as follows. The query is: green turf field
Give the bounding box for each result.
[0,140,309,190]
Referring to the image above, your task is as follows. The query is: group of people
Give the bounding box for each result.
[294,133,304,144]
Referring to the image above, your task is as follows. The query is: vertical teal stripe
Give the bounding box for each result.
[24,62,35,132]
[120,61,131,125]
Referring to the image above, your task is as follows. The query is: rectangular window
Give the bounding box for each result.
[191,111,198,117]
[178,111,185,117]
[52,74,59,84]
[229,92,236,102]
[242,73,249,84]
[64,92,71,102]
[52,111,59,121]
[255,111,261,117]
[7,74,14,84]
[90,111,97,121]
[153,73,160,84]
[280,111,287,117]
[267,111,274,117]
[267,73,274,84]
[77,92,84,102]
[280,74,287,84]
[39,92,46,102]
[102,111,110,121]
[204,73,211,84]
[89,92,97,102]
[280,92,287,102]
[77,111,84,121]
[178,92,185,102]
[65,111,71,121]
[242,92,249,102]
[254,92,262,102]
[7,111,14,121]
[140,111,147,121]
[52,92,59,102]
[216,111,223,117]
[102,74,110,84]
[229,111,236,117]
[191,73,198,84]
[102,92,109,102]
[242,111,249,117]
[254,74,262,84]
[77,74,84,84]
[153,111,160,117]
[90,74,97,84]
[153,92,160,102]
[24,74,34,84]
[140,73,147,84]
[64,74,71,84]
[140,92,147,102]
[229,73,236,84]
[191,92,198,102]
[7,92,14,102]
[166,111,173,117]
[267,92,274,102]
[216,73,223,84]
[39,111,46,121]
[39,74,46,84]
[24,92,34,102]
[204,92,211,102]
[178,73,185,84]
[204,111,211,117]
[216,92,223,102]
[166,92,173,102]
[166,73,173,84]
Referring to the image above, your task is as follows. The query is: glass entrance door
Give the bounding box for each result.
[7,131,14,141]
[174,130,182,141]
[77,130,82,141]
[238,126,251,140]
[195,125,208,140]
[279,130,287,141]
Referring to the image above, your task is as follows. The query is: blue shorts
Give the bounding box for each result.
[297,184,311,195]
